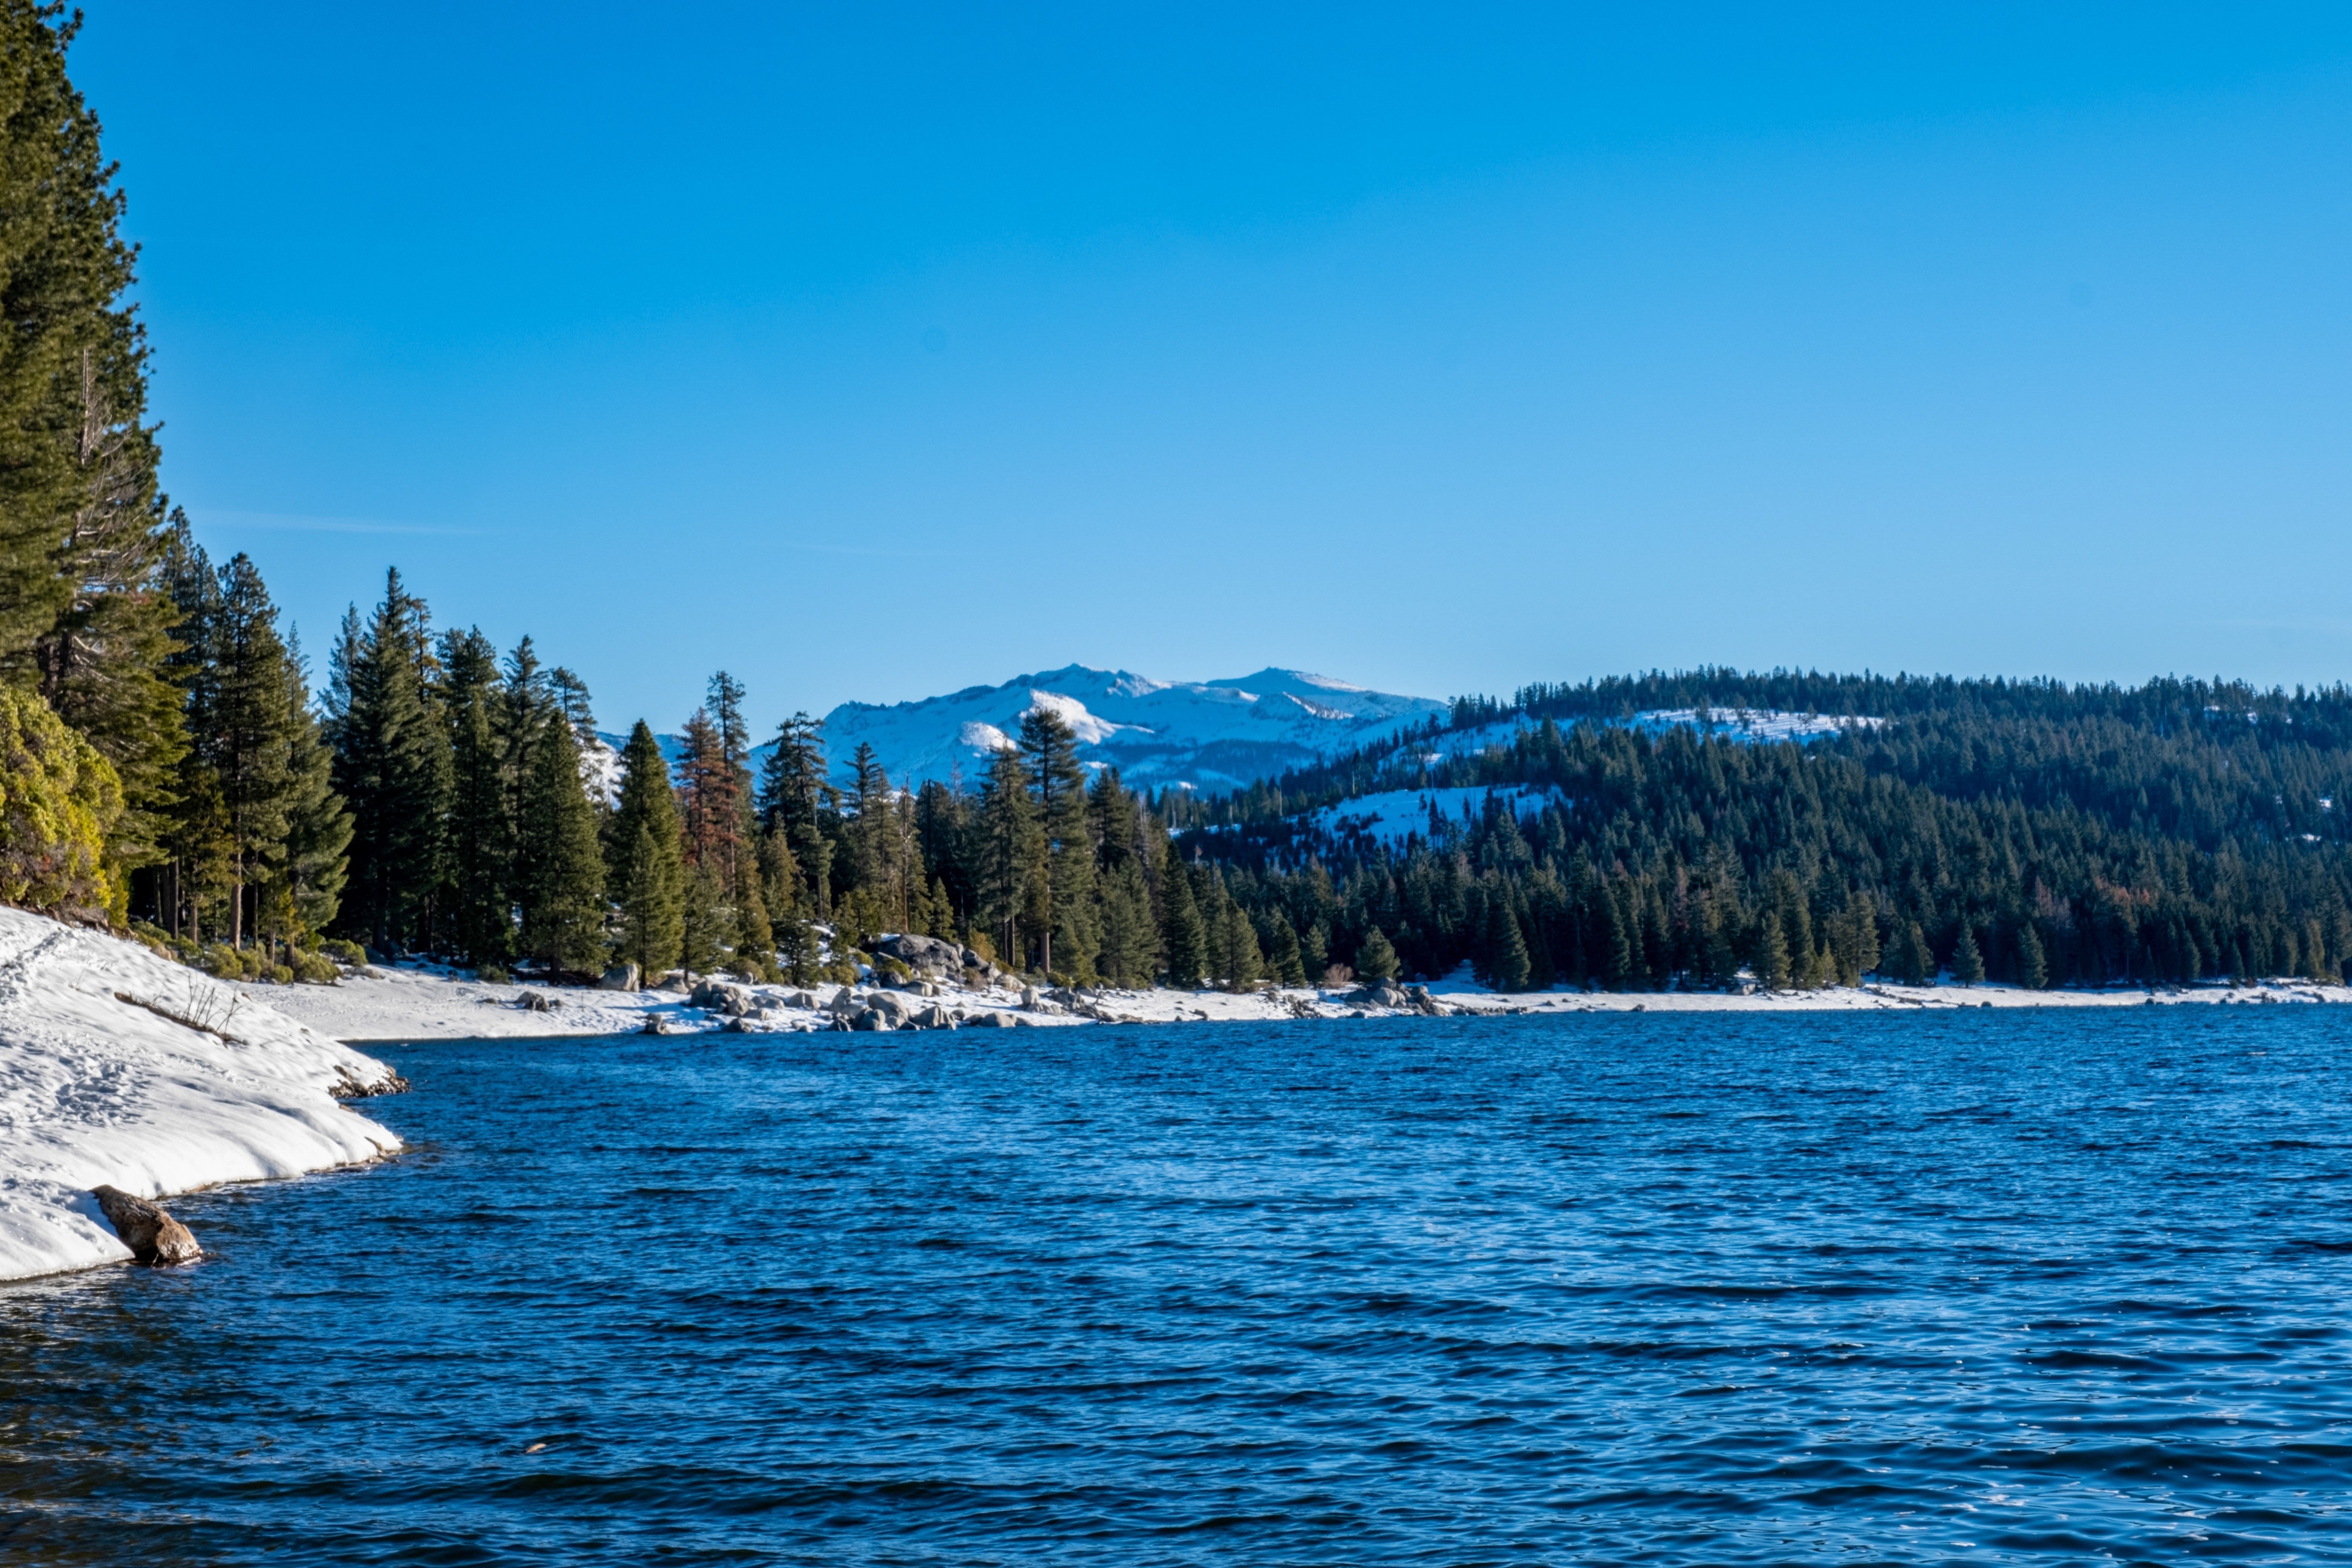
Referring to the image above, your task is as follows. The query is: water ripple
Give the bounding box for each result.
[5,1008,2352,1563]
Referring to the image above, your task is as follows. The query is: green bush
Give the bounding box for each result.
[476,963,510,985]
[320,938,367,967]
[264,963,294,985]
[290,951,341,986]
[0,685,123,923]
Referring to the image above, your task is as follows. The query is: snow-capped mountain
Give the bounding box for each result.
[822,666,1447,791]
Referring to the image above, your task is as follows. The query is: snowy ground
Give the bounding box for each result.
[0,910,404,1282]
[250,957,2352,1048]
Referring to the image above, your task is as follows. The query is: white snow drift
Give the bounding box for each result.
[0,908,403,1282]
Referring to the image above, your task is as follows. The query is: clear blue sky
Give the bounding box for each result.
[71,3,2352,734]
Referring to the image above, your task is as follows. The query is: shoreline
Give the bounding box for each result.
[242,960,2352,1044]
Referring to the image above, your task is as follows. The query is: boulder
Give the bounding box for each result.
[850,1008,888,1031]
[967,1010,1016,1027]
[641,1015,671,1035]
[721,1016,757,1034]
[92,1185,201,1266]
[871,933,969,979]
[596,962,641,991]
[516,989,555,1012]
[690,979,754,1016]
[1020,985,1041,1010]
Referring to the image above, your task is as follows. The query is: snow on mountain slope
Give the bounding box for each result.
[821,666,1448,790]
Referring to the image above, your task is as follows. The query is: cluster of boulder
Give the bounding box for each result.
[1343,981,1448,1016]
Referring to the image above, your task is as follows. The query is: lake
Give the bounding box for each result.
[5,1008,2350,1564]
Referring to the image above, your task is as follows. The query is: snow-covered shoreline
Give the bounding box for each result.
[0,910,403,1283]
[243,956,2352,1049]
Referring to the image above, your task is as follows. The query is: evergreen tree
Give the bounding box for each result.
[1896,920,1933,986]
[327,569,449,952]
[1753,911,1790,991]
[265,626,350,952]
[0,8,184,874]
[1264,908,1306,986]
[1952,923,1985,986]
[1487,894,1531,991]
[1096,858,1160,985]
[607,720,683,979]
[439,628,510,963]
[516,717,606,972]
[2015,922,2049,989]
[977,744,1039,967]
[207,554,308,948]
[1355,926,1400,982]
[757,712,832,914]
[1020,706,1096,980]
[1218,895,1264,990]
[1161,842,1207,986]
[679,858,728,975]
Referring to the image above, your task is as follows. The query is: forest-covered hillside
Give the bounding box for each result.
[1156,671,2352,991]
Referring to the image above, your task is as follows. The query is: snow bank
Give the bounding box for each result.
[0,908,403,1281]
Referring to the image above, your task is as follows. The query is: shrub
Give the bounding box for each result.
[291,951,341,986]
[0,685,123,922]
[476,963,510,985]
[320,938,367,967]
[264,963,294,985]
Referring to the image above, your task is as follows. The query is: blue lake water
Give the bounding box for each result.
[5,1009,2352,1564]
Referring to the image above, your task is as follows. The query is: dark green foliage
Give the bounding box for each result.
[1354,926,1398,982]
[758,712,832,916]
[326,570,450,951]
[608,721,683,977]
[1753,912,1788,991]
[1952,923,1985,986]
[439,629,509,963]
[1263,908,1306,986]
[1161,843,1207,986]
[2016,922,2049,989]
[516,719,605,972]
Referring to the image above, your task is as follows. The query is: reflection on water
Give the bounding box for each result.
[5,1009,2352,1564]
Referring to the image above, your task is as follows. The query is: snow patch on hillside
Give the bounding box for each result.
[0,909,403,1281]
[1303,786,1562,850]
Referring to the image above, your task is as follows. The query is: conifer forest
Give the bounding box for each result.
[7,4,2352,997]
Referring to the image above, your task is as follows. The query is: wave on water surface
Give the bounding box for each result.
[4,1007,2350,1565]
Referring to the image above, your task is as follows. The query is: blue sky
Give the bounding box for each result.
[72,3,2352,733]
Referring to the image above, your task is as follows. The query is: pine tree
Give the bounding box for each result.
[1265,908,1306,986]
[327,569,450,952]
[0,8,184,873]
[265,626,349,951]
[1219,899,1263,990]
[1355,926,1400,982]
[439,628,510,963]
[1160,842,1207,986]
[1096,858,1160,986]
[977,744,1039,967]
[1488,894,1531,991]
[516,718,606,972]
[607,720,683,979]
[707,672,768,965]
[208,554,306,948]
[1896,920,1933,986]
[1020,706,1096,980]
[1753,911,1790,991]
[2015,921,2049,990]
[678,858,728,974]
[1952,923,1985,986]
[758,712,832,915]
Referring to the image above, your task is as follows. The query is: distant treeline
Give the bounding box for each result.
[1158,672,2352,992]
